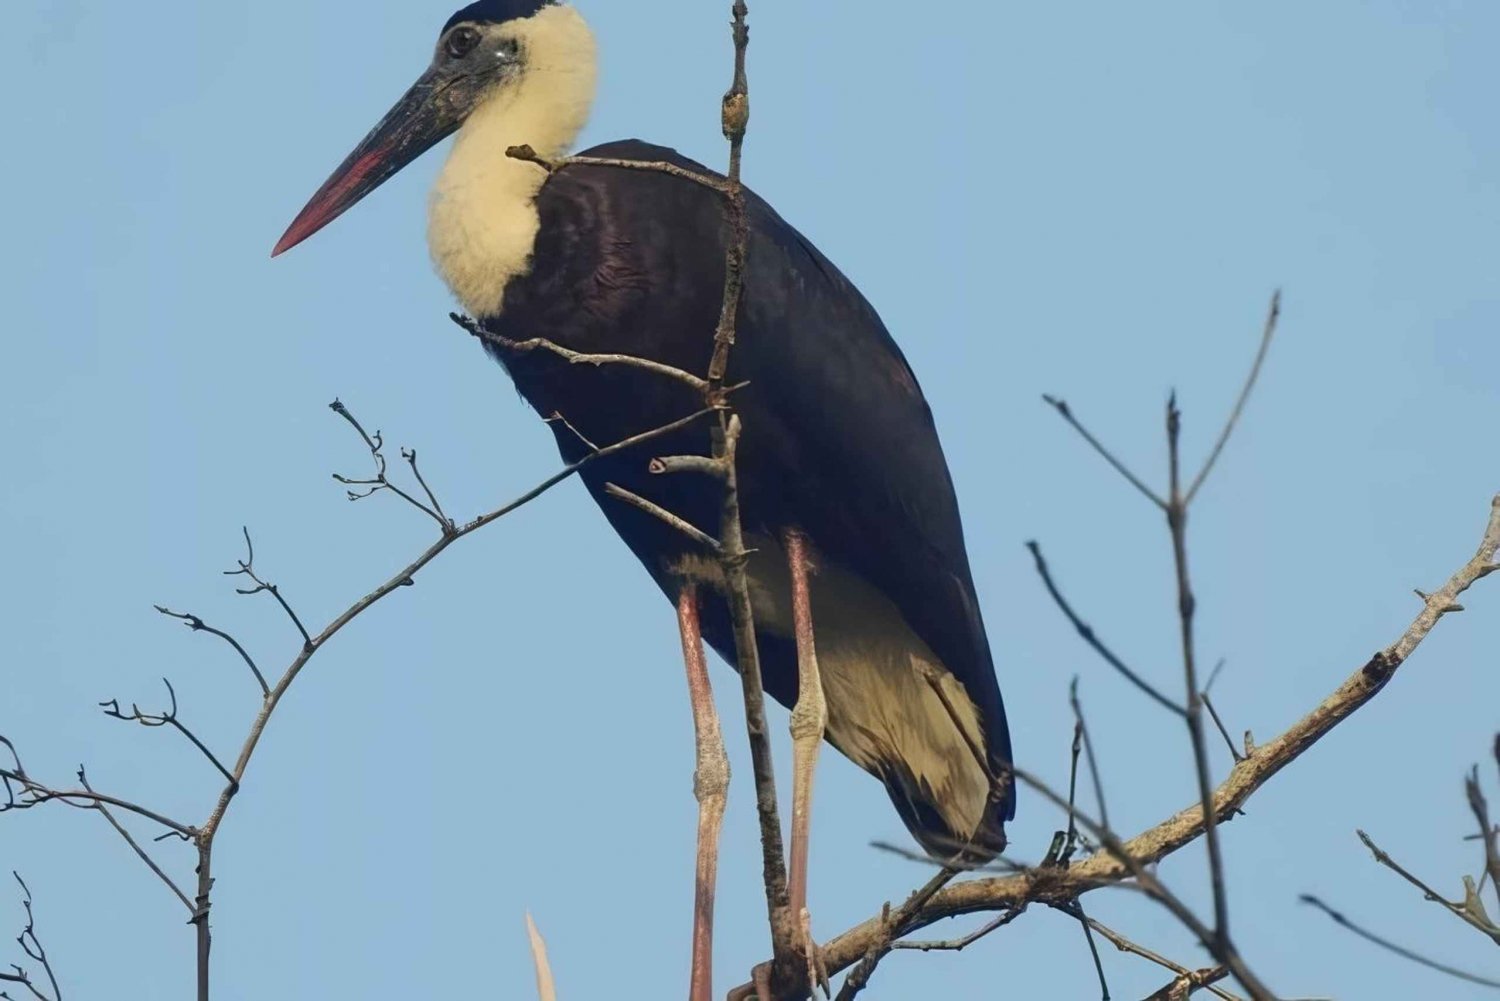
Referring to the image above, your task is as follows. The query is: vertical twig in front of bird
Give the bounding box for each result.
[698,0,803,987]
[1164,398,1231,952]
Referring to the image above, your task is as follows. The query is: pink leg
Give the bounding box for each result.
[784,530,829,993]
[677,585,729,1001]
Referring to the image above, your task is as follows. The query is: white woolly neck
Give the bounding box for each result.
[427,5,597,317]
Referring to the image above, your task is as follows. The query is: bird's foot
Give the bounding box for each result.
[798,907,831,998]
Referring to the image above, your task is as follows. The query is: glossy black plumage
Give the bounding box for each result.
[444,0,555,33]
[483,140,1014,851]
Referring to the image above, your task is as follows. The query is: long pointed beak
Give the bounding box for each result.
[273,66,459,257]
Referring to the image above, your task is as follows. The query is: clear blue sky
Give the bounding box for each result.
[3,1,1497,998]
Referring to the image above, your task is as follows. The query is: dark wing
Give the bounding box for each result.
[521,139,1013,813]
[733,185,1015,801]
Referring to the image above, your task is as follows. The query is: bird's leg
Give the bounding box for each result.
[784,529,830,995]
[676,584,730,1001]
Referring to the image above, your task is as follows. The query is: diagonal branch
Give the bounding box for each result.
[1027,541,1185,717]
[1042,395,1167,510]
[77,769,191,914]
[798,494,1500,989]
[1184,291,1281,504]
[505,143,728,194]
[152,607,269,698]
[453,314,712,396]
[1081,913,1241,1001]
[100,680,236,788]
[1356,829,1500,944]
[222,528,312,650]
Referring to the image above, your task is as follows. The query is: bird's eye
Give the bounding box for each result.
[445,26,481,59]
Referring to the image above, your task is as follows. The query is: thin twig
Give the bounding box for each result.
[1466,763,1500,912]
[453,314,712,396]
[152,607,269,698]
[223,528,312,650]
[505,143,728,193]
[1027,542,1185,717]
[918,664,1267,995]
[1300,895,1500,990]
[329,399,450,530]
[1077,910,1243,1001]
[1042,395,1167,510]
[1072,898,1112,1000]
[604,483,721,552]
[891,904,1026,952]
[833,867,962,1000]
[100,680,237,788]
[196,403,721,850]
[78,768,192,914]
[0,767,195,838]
[400,447,452,530]
[1071,677,1111,832]
[1202,693,1244,763]
[1356,829,1500,944]
[1,873,60,1001]
[1165,396,1231,949]
[1185,291,1281,504]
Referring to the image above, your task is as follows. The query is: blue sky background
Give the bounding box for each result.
[3,1,1497,998]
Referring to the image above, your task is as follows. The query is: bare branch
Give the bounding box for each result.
[505,143,728,193]
[77,768,191,914]
[1356,829,1500,944]
[604,483,721,552]
[1027,541,1185,717]
[101,680,236,789]
[198,403,722,849]
[1,874,60,1001]
[1082,913,1241,1001]
[891,904,1027,952]
[1301,895,1500,990]
[805,495,1500,983]
[1467,762,1500,912]
[1184,291,1281,503]
[1042,394,1167,510]
[0,762,194,839]
[328,400,453,532]
[1202,692,1244,764]
[152,607,269,698]
[1071,677,1111,833]
[1165,396,1231,949]
[453,314,712,397]
[223,528,312,650]
[833,868,962,1000]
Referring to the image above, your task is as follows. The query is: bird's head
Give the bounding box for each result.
[273,0,587,257]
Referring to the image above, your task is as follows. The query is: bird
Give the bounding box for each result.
[274,0,1013,990]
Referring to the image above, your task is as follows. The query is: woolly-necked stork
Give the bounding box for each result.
[274,0,1013,987]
